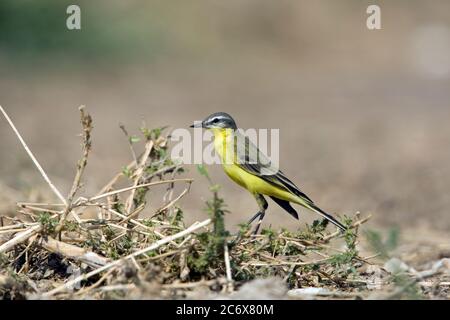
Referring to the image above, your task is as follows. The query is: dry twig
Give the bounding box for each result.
[0,105,66,204]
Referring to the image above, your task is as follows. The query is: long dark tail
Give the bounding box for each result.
[308,203,347,231]
[271,196,346,231]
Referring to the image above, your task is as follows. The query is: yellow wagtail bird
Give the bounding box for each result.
[191,112,346,234]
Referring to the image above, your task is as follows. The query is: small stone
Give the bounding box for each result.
[384,257,410,274]
[287,287,330,298]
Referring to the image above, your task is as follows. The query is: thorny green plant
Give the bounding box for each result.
[365,227,399,260]
[187,165,230,274]
[0,253,8,268]
[365,228,423,299]
[389,272,423,300]
[37,212,58,235]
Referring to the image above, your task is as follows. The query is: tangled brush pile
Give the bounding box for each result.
[0,106,371,299]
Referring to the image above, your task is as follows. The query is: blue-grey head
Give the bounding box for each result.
[190,112,237,129]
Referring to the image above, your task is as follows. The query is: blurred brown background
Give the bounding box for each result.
[1,1,450,234]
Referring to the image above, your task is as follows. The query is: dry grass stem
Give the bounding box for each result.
[0,105,67,205]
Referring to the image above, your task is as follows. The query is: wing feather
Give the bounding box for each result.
[233,131,314,205]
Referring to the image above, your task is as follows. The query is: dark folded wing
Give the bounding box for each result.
[234,131,314,205]
[269,196,299,220]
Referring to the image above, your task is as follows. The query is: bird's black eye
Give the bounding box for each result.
[212,118,219,123]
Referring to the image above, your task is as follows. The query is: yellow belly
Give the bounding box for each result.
[211,127,299,203]
[222,163,299,203]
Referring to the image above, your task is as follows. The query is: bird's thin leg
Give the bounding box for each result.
[252,211,266,235]
[231,194,268,244]
[247,211,263,225]
[230,210,262,245]
[251,194,268,235]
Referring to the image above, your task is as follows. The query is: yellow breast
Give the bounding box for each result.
[210,128,299,203]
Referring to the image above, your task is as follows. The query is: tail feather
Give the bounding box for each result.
[271,195,346,231]
[308,203,347,231]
